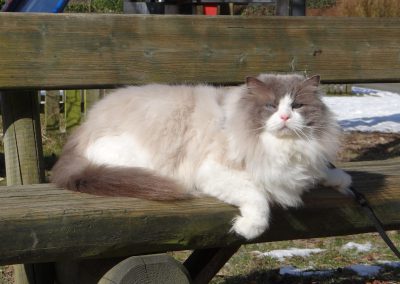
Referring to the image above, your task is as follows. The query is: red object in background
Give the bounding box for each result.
[203,4,218,15]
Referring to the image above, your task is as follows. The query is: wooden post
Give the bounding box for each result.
[99,255,191,284]
[1,90,45,184]
[45,90,60,132]
[55,89,83,282]
[0,90,54,283]
[184,245,241,284]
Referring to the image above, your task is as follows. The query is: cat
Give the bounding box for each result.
[51,73,352,240]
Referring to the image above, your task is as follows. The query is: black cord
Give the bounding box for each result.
[347,186,400,259]
[329,163,400,259]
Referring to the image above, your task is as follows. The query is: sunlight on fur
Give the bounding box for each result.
[51,73,352,240]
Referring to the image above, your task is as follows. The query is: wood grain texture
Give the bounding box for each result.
[0,158,399,265]
[0,91,51,283]
[45,90,60,132]
[184,246,241,284]
[98,254,191,284]
[1,14,400,90]
[0,91,45,185]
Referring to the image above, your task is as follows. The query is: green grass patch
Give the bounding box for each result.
[65,0,123,13]
[169,232,400,283]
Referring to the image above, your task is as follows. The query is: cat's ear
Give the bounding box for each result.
[303,75,320,87]
[246,76,266,90]
[246,77,275,103]
[246,77,273,100]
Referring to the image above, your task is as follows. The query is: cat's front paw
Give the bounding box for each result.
[324,168,352,195]
[231,215,268,240]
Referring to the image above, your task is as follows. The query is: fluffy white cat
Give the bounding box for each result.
[51,73,352,240]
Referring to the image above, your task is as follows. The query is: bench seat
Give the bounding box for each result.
[1,157,399,266]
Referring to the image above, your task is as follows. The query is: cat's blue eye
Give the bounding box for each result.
[292,103,304,109]
[265,103,276,110]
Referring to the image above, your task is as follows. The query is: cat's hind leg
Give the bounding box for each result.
[195,159,269,240]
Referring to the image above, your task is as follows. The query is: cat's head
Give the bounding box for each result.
[243,74,332,139]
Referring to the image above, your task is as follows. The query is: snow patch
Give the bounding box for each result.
[378,260,400,268]
[341,242,372,253]
[323,91,400,133]
[253,248,325,261]
[346,264,382,277]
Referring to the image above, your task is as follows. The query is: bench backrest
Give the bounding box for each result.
[1,13,400,91]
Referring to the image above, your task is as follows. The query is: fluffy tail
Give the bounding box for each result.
[51,155,191,201]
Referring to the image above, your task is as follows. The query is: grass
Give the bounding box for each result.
[171,232,400,283]
[65,0,123,13]
[307,0,336,9]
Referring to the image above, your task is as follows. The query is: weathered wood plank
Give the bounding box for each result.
[0,90,53,283]
[0,158,399,265]
[1,14,400,90]
[0,91,45,184]
[98,255,191,284]
[45,90,60,132]
[184,246,241,284]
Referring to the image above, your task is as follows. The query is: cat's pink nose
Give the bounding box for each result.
[280,114,290,121]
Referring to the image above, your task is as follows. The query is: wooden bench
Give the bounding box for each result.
[1,13,400,283]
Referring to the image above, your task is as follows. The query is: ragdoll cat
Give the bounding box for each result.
[51,73,352,240]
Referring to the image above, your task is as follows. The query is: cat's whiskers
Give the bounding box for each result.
[292,127,313,143]
[302,125,332,138]
[250,125,265,133]
[303,124,330,133]
[291,128,305,140]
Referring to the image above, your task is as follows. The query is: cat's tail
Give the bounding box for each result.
[50,155,191,201]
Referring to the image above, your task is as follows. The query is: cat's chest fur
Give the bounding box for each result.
[247,133,325,207]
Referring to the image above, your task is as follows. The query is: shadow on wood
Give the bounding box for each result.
[0,158,398,266]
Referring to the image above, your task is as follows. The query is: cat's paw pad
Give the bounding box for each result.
[230,215,268,240]
[324,168,352,195]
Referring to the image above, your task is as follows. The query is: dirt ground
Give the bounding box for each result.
[338,132,400,162]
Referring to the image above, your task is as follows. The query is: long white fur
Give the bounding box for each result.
[196,159,269,240]
[86,133,153,169]
[81,80,351,240]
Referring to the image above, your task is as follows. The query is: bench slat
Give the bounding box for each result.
[0,158,399,265]
[1,14,400,89]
